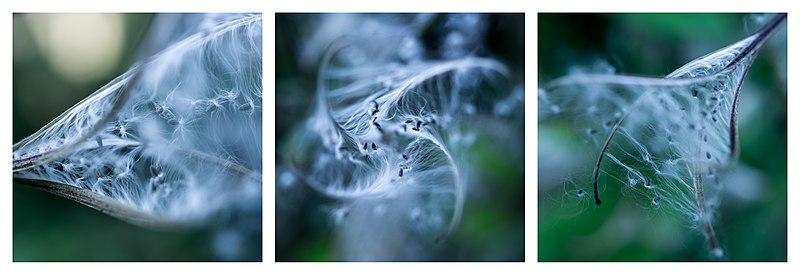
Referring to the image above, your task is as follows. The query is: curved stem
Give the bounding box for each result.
[420,131,463,244]
[694,174,721,259]
[723,13,786,72]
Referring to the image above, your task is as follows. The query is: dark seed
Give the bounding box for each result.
[706,152,711,159]
[363,142,368,150]
[150,165,159,177]
[399,168,404,177]
[168,118,180,125]
[95,136,103,147]
[238,103,253,111]
[369,101,379,116]
[206,103,218,112]
[412,120,421,131]
[371,142,377,150]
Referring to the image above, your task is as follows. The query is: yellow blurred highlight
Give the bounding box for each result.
[25,14,125,85]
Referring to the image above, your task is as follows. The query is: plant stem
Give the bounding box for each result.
[14,178,189,230]
[694,173,721,259]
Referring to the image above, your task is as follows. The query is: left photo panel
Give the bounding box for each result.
[12,13,262,261]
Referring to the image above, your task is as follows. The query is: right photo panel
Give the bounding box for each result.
[538,13,787,261]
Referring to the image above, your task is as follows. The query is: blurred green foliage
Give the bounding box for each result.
[13,13,260,262]
[538,13,786,261]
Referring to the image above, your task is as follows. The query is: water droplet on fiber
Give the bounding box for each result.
[410,208,422,221]
[712,248,724,258]
[550,104,560,114]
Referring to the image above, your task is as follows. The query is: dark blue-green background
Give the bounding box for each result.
[538,13,786,261]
